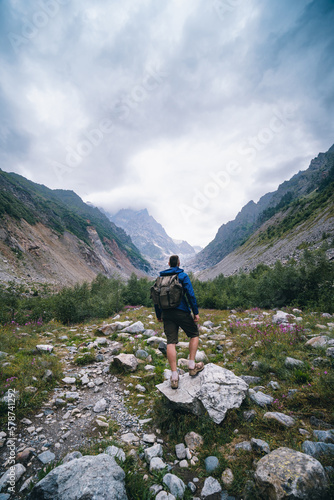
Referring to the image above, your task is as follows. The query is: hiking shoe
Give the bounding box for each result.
[170,377,179,389]
[189,362,204,376]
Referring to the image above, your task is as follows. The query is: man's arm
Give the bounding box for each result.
[154,304,162,321]
[182,274,199,316]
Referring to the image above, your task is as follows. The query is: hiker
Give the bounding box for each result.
[153,254,204,389]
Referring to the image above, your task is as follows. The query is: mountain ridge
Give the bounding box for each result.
[193,144,334,271]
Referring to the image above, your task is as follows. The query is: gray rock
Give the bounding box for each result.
[156,363,248,424]
[310,416,332,429]
[146,336,166,348]
[184,431,203,451]
[62,451,82,463]
[305,336,329,347]
[122,321,145,333]
[113,354,138,372]
[302,441,334,459]
[36,344,54,352]
[158,341,167,356]
[285,357,304,368]
[156,492,175,500]
[221,468,234,487]
[0,464,26,492]
[144,443,163,463]
[240,375,261,385]
[105,445,126,462]
[93,398,108,413]
[251,438,270,454]
[175,443,186,459]
[267,380,280,390]
[272,311,295,324]
[62,376,76,384]
[249,389,274,407]
[201,476,222,497]
[163,473,186,499]
[135,349,149,359]
[313,429,334,443]
[150,457,167,472]
[235,441,252,451]
[263,411,295,427]
[27,454,127,499]
[243,410,256,422]
[142,433,156,443]
[204,456,219,472]
[203,321,214,328]
[326,347,334,357]
[120,433,139,444]
[37,450,55,464]
[254,447,328,499]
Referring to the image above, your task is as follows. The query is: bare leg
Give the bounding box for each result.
[167,343,177,372]
[189,336,199,361]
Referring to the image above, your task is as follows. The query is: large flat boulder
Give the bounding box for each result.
[254,447,328,499]
[27,454,127,499]
[156,363,248,424]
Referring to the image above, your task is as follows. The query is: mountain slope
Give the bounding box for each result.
[194,144,334,270]
[0,170,150,286]
[196,151,334,280]
[109,208,196,262]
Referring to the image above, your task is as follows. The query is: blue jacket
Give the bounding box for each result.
[154,266,199,320]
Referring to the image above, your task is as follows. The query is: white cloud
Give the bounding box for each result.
[0,0,334,247]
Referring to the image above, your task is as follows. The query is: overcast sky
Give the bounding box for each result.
[1,0,334,247]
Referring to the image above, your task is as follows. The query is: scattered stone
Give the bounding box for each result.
[249,389,274,407]
[240,375,261,385]
[123,321,145,333]
[310,416,332,429]
[146,336,165,348]
[195,350,208,362]
[144,443,163,463]
[105,445,126,462]
[305,336,330,348]
[184,432,203,451]
[254,447,328,499]
[156,363,248,424]
[175,443,187,460]
[0,464,26,492]
[201,476,222,497]
[203,321,214,328]
[313,429,334,443]
[243,410,256,422]
[150,457,167,472]
[135,384,146,392]
[267,380,280,390]
[63,451,83,463]
[65,392,80,400]
[272,311,295,324]
[302,441,334,459]
[135,349,149,359]
[285,357,304,368]
[204,456,219,472]
[263,411,295,427]
[120,432,139,444]
[235,441,252,452]
[36,344,54,352]
[113,353,138,372]
[156,492,175,500]
[251,438,270,454]
[95,377,104,386]
[326,347,334,358]
[37,450,55,464]
[221,468,234,487]
[163,473,186,499]
[62,377,76,384]
[158,341,167,356]
[142,433,156,444]
[27,454,127,499]
[93,398,108,413]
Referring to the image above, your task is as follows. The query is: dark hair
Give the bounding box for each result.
[169,255,179,267]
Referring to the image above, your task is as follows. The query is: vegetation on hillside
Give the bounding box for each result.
[0,169,150,272]
[0,247,333,328]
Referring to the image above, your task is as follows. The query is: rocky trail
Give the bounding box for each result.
[1,307,334,499]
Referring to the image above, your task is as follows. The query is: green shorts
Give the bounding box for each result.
[162,309,199,344]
